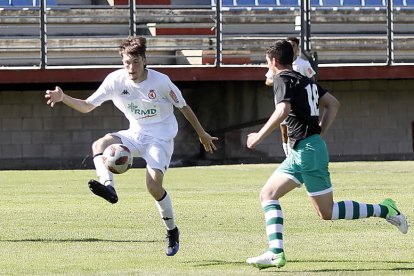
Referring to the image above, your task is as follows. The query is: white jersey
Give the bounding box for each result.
[86,68,187,140]
[293,57,316,78]
[265,56,316,80]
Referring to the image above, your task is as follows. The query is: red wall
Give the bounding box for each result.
[0,66,413,84]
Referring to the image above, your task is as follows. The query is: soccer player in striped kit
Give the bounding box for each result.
[246,40,408,269]
[265,37,316,157]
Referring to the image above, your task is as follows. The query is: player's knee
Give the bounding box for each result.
[91,139,102,154]
[259,189,280,203]
[92,135,117,154]
[92,138,107,154]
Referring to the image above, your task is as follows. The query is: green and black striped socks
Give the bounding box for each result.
[262,200,284,254]
[332,200,388,220]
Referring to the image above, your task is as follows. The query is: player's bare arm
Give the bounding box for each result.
[179,105,218,153]
[280,124,288,144]
[265,78,273,86]
[45,86,96,113]
[247,101,290,149]
[318,92,340,137]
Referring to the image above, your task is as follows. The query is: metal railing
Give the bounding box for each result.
[0,0,413,68]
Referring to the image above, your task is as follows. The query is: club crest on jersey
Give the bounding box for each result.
[148,90,156,99]
[169,90,179,103]
[121,89,130,95]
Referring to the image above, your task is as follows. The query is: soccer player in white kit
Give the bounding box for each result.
[45,36,218,257]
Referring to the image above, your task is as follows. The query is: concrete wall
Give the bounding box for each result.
[231,80,414,162]
[0,79,413,169]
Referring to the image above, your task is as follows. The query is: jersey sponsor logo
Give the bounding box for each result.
[121,89,130,95]
[127,102,157,119]
[169,90,179,103]
[148,90,156,99]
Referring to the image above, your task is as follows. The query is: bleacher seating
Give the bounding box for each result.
[364,0,384,6]
[212,0,414,8]
[343,0,362,6]
[311,0,322,5]
[321,0,342,6]
[222,0,235,5]
[279,0,299,6]
[35,0,57,6]
[6,0,56,6]
[237,0,256,5]
[11,0,32,5]
[393,0,405,6]
[257,0,277,4]
[1,2,414,66]
[0,0,10,6]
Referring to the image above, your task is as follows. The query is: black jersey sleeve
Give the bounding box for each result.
[273,75,291,104]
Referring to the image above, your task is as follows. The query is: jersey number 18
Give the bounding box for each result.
[305,83,319,116]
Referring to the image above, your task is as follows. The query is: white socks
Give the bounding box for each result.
[155,192,176,230]
[94,154,176,230]
[93,154,114,187]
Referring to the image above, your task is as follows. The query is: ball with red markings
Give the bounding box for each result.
[102,144,133,174]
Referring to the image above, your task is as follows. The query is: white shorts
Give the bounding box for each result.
[111,130,174,173]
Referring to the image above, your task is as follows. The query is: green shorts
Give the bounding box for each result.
[276,134,332,196]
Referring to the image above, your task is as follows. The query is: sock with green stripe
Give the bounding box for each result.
[262,200,284,254]
[331,200,388,220]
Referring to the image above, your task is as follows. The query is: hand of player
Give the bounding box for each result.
[199,132,218,154]
[45,86,64,108]
[247,132,261,149]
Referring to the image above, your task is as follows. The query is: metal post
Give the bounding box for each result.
[129,0,136,36]
[299,0,311,53]
[300,0,305,54]
[300,0,311,52]
[386,0,394,65]
[40,0,47,69]
[215,0,222,67]
[300,0,311,53]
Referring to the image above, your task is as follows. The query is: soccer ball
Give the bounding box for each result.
[102,143,133,174]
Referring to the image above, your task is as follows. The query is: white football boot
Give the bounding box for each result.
[381,198,408,234]
[246,251,286,269]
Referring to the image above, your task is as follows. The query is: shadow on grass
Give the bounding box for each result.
[187,259,414,273]
[1,238,159,243]
[185,260,245,267]
[288,259,414,264]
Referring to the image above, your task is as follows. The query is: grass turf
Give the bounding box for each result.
[0,161,413,275]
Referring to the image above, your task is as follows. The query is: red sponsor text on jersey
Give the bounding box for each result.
[169,90,179,103]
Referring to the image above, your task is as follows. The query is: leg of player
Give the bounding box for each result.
[88,134,122,204]
[246,173,297,269]
[309,192,408,234]
[146,168,180,256]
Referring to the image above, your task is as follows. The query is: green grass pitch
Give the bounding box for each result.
[0,161,413,275]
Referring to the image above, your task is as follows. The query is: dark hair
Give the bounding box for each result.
[119,36,147,58]
[266,40,294,66]
[287,36,299,45]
